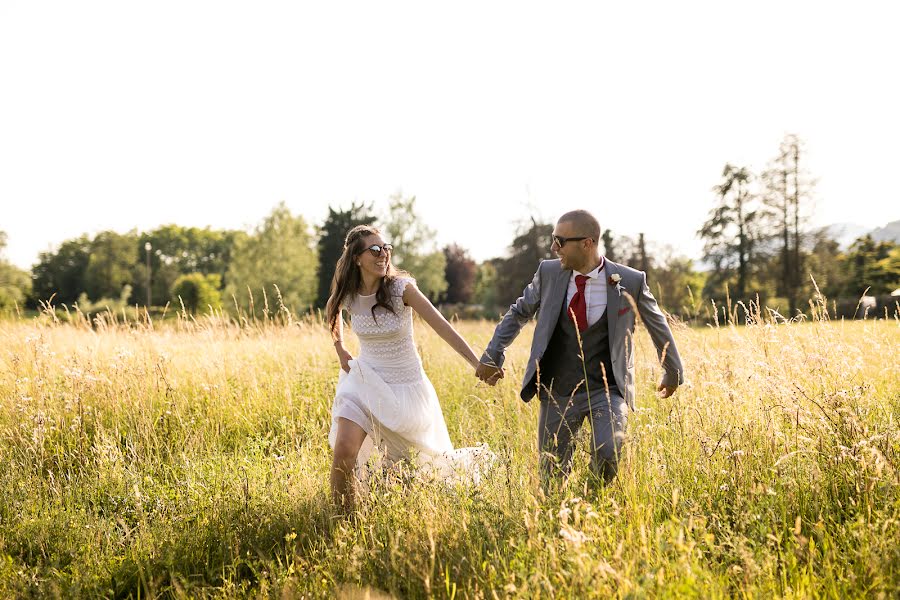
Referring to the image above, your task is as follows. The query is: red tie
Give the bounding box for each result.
[568,274,588,331]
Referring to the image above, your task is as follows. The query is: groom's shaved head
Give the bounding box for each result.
[558,210,601,240]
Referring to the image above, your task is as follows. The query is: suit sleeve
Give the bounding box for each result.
[636,271,684,386]
[480,262,543,368]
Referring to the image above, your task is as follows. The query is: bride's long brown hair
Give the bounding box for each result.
[325,225,404,333]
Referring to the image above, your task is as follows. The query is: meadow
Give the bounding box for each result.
[0,306,898,598]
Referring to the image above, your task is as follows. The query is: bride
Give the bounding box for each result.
[325,225,496,510]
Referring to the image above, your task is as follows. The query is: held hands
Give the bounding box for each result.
[475,362,504,386]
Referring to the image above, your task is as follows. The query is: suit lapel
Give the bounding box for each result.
[605,260,620,344]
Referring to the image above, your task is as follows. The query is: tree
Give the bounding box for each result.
[804,229,847,300]
[843,235,899,296]
[0,232,31,313]
[384,193,447,301]
[761,134,815,314]
[494,218,555,307]
[315,202,377,308]
[83,231,139,301]
[171,273,223,313]
[637,233,649,274]
[225,202,318,315]
[31,235,92,305]
[601,230,617,262]
[698,164,765,301]
[473,259,500,311]
[874,246,900,293]
[408,252,448,302]
[441,244,477,304]
[608,233,655,272]
[647,248,706,319]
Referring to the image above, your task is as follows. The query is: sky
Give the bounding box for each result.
[1,1,898,270]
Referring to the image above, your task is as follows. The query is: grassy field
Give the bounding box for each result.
[0,309,898,598]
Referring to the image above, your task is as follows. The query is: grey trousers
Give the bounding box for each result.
[538,387,629,484]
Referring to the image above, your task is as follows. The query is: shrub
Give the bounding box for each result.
[0,262,31,315]
[171,273,222,314]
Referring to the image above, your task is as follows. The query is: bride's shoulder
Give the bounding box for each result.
[389,275,417,297]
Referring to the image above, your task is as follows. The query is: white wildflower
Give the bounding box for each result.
[559,525,589,547]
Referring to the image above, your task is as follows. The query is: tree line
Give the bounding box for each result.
[1,136,898,321]
[696,135,899,319]
[0,193,459,318]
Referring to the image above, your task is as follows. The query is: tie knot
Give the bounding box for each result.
[575,274,588,289]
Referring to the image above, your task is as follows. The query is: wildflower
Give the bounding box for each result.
[559,525,589,547]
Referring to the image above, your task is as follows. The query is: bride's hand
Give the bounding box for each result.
[334,341,353,373]
[338,349,353,373]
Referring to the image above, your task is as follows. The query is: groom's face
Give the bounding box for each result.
[551,220,591,272]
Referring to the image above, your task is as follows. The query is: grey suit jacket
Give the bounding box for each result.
[480,259,684,409]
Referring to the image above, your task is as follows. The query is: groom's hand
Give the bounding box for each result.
[475,362,504,386]
[657,379,678,398]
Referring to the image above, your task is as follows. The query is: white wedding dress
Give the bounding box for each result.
[329,277,493,483]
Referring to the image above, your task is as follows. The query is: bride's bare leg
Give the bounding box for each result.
[330,417,367,512]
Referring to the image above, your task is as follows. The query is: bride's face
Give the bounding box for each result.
[356,234,392,280]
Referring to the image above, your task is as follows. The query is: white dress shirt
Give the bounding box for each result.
[564,259,608,327]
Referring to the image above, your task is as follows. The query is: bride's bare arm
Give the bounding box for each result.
[403,283,480,369]
[332,312,353,373]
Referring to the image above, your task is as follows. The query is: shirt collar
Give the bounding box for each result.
[571,257,606,281]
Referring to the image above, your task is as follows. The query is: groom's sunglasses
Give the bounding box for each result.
[552,235,593,247]
[360,243,394,257]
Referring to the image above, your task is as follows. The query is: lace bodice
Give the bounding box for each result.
[346,277,421,383]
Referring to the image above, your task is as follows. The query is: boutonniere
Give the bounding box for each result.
[608,273,624,296]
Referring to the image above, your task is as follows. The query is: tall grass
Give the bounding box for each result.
[0,303,897,598]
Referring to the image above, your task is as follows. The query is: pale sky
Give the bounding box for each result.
[1,1,898,270]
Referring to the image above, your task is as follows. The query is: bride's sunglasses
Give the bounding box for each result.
[360,243,394,257]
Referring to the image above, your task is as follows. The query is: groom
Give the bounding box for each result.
[476,209,684,484]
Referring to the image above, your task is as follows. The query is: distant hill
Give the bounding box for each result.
[824,223,872,248]
[869,220,900,243]
[825,220,900,248]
